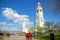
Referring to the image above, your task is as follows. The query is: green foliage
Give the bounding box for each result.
[44,21,59,32]
[28,27,34,33]
[37,27,44,33]
[54,34,60,40]
[37,34,60,40]
[37,34,50,40]
[45,21,52,32]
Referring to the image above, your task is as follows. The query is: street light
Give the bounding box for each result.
[34,21,38,38]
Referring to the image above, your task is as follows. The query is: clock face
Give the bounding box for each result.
[41,20,43,22]
[40,9,42,12]
[37,10,38,13]
[37,9,42,13]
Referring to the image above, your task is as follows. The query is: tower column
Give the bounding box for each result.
[36,2,44,27]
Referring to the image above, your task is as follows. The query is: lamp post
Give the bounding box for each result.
[34,21,37,38]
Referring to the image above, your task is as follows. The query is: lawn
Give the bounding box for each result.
[0,36,4,40]
[36,33,60,40]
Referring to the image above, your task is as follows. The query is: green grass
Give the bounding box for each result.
[37,34,50,40]
[54,34,60,40]
[0,36,4,40]
[36,33,60,40]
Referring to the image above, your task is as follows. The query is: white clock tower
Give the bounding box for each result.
[36,2,44,27]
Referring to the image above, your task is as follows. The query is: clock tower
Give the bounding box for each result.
[36,2,44,27]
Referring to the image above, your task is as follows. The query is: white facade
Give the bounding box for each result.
[36,2,44,27]
[22,20,28,33]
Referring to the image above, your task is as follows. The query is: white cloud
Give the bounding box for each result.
[0,22,18,27]
[2,27,8,31]
[0,22,6,27]
[7,23,18,26]
[2,27,20,31]
[0,22,6,24]
[2,7,29,24]
[0,22,21,31]
[7,27,20,31]
[2,7,34,32]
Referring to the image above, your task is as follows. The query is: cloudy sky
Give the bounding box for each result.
[0,0,60,32]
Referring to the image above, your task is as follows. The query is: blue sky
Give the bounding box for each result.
[0,0,60,22]
[0,0,60,32]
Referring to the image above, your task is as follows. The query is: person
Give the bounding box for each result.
[25,32,32,40]
[0,33,4,36]
[6,33,11,38]
[50,31,54,40]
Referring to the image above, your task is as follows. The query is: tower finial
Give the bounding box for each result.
[38,2,40,5]
[37,2,41,8]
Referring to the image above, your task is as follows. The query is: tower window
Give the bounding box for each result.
[37,10,38,12]
[37,9,42,12]
[41,20,43,22]
[40,9,42,12]
[41,17,42,19]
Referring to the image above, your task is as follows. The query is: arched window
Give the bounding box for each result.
[41,20,43,22]
[40,9,42,12]
[37,10,38,12]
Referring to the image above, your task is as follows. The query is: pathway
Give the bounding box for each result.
[4,35,38,40]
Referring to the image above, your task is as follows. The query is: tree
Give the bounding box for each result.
[44,21,52,32]
[44,21,58,32]
[43,0,60,14]
[28,27,34,33]
[37,26,44,33]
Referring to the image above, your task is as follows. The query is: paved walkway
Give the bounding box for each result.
[4,35,37,40]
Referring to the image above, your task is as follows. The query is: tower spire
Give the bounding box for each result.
[38,2,40,5]
[37,2,42,10]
